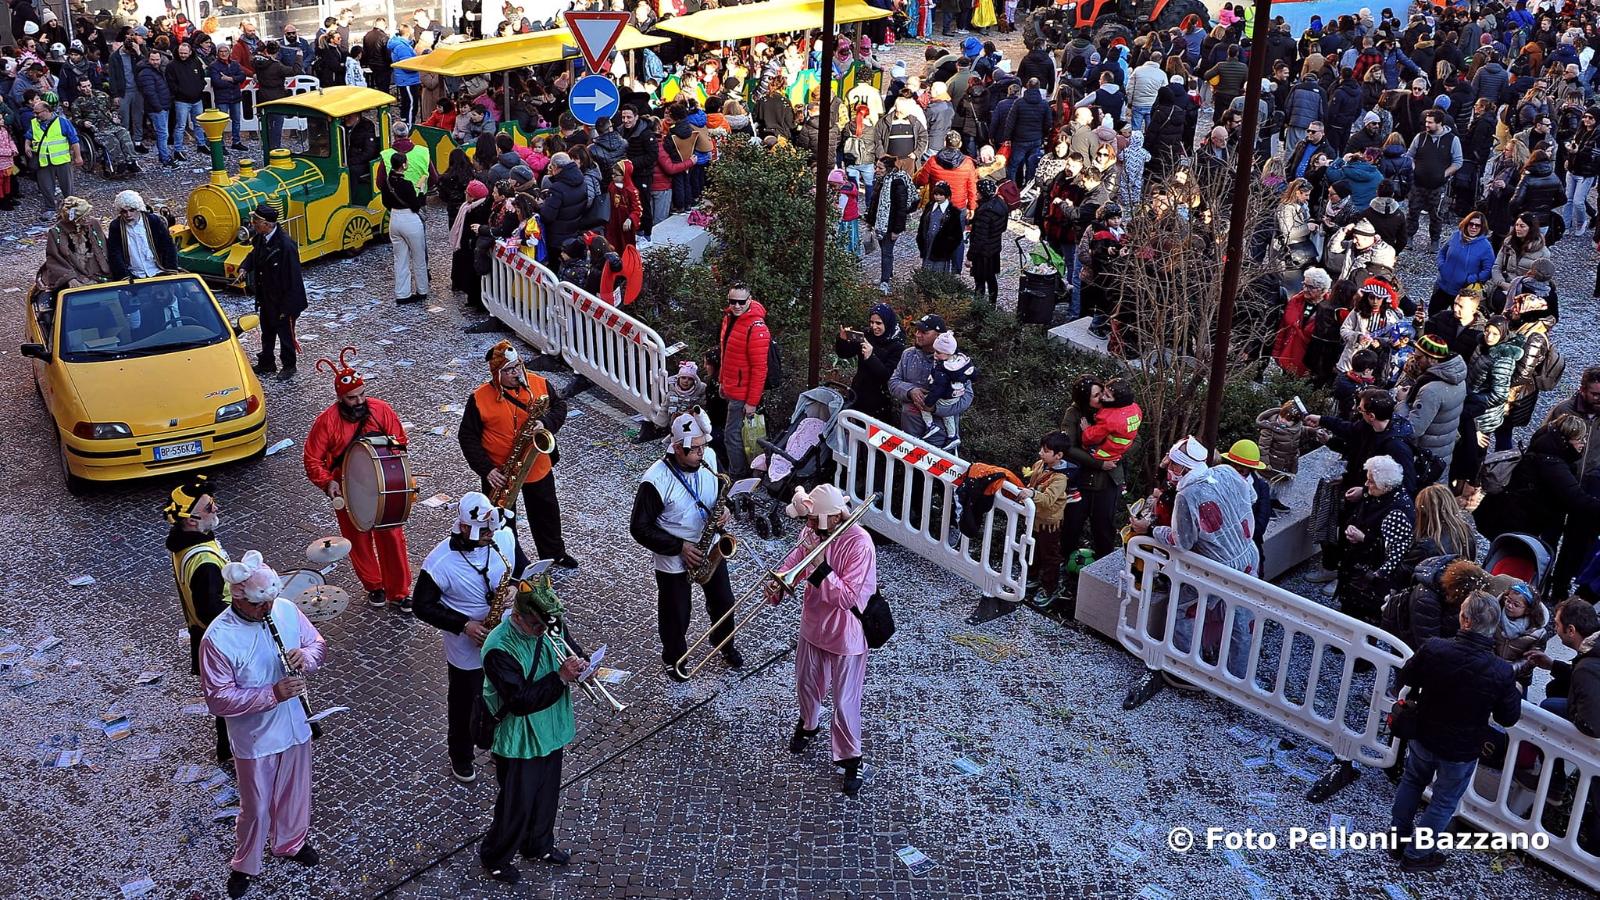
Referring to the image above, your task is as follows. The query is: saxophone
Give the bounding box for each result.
[484,541,519,628]
[489,391,555,509]
[688,472,739,585]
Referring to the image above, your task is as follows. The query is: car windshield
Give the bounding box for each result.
[57,280,228,362]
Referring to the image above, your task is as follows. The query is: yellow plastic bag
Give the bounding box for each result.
[741,412,768,463]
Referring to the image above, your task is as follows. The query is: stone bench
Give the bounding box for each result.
[643,213,714,264]
[1047,316,1108,357]
[1072,446,1343,641]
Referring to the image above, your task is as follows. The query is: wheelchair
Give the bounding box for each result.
[75,120,137,179]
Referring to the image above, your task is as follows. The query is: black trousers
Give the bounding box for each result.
[480,473,567,561]
[258,307,296,370]
[656,564,736,667]
[1059,482,1119,564]
[480,748,563,869]
[446,663,483,769]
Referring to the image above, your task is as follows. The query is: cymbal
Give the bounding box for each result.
[305,536,352,565]
[295,585,351,623]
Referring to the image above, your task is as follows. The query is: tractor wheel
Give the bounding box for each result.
[1023,7,1071,50]
[340,214,375,257]
[1092,21,1134,49]
[1153,0,1208,31]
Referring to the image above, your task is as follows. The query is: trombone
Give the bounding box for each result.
[545,622,628,712]
[673,493,879,681]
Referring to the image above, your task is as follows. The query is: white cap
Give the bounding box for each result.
[456,491,504,540]
[933,331,957,354]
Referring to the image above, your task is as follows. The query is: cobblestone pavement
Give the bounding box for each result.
[3,40,1599,900]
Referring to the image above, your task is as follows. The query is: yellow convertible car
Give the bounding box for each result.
[22,274,268,493]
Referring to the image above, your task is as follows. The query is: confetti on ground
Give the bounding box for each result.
[34,636,63,653]
[1138,887,1175,900]
[68,575,95,587]
[173,765,209,784]
[102,718,133,741]
[265,439,295,456]
[419,493,451,509]
[180,704,209,716]
[212,807,241,821]
[135,672,162,685]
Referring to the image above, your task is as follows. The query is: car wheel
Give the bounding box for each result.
[56,431,91,497]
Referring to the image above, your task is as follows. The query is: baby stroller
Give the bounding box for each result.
[736,385,849,538]
[1483,532,1553,594]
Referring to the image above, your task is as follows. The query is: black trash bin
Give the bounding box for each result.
[1018,269,1061,325]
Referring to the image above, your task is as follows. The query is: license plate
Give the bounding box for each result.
[153,440,204,461]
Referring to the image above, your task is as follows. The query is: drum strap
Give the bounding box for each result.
[334,409,389,473]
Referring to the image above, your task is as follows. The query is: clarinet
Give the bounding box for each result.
[262,610,323,738]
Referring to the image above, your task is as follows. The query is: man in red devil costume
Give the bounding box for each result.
[302,346,414,613]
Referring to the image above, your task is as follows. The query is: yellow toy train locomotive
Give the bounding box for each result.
[173,86,396,283]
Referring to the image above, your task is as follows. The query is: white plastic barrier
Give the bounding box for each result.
[830,411,1035,601]
[558,282,673,426]
[238,76,322,134]
[479,243,672,425]
[1119,536,1600,890]
[1461,703,1600,891]
[482,244,565,356]
[1119,537,1410,768]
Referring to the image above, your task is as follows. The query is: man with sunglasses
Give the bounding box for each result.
[1406,109,1462,250]
[630,410,744,681]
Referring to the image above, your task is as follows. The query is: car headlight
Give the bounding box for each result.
[237,226,251,244]
[72,421,133,439]
[215,395,260,423]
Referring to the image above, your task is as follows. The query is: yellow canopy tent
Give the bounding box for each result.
[392,25,668,77]
[654,0,891,42]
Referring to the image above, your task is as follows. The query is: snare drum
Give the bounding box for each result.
[341,437,415,531]
[278,568,326,603]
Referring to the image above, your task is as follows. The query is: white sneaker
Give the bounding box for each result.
[879,281,890,295]
[1322,581,1338,597]
[1304,567,1338,584]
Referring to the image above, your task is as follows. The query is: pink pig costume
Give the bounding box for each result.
[778,484,877,795]
[200,551,327,890]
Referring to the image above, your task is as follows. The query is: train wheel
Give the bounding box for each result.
[341,215,375,257]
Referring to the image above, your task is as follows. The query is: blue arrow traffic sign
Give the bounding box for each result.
[568,74,620,127]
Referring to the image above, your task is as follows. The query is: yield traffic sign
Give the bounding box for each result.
[566,10,630,73]
[567,74,620,126]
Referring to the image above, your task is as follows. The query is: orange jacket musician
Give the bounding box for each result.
[301,346,414,612]
[458,340,578,569]
[411,492,529,784]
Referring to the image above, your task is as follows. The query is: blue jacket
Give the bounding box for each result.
[208,58,246,105]
[135,61,172,112]
[1326,79,1364,131]
[1398,631,1522,761]
[1284,79,1323,128]
[1381,48,1419,89]
[1326,157,1382,210]
[388,36,418,87]
[1006,89,1053,145]
[1434,231,1494,295]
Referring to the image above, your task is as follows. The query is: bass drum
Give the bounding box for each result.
[341,437,415,531]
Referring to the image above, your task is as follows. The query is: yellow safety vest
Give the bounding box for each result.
[171,540,229,629]
[31,117,72,167]
[381,144,431,192]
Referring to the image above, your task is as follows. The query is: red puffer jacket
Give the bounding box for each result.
[718,300,771,407]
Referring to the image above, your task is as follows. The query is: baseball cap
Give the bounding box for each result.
[912,313,946,332]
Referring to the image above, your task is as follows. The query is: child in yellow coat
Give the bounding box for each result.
[1023,431,1073,603]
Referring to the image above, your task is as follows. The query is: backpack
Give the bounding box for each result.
[1532,340,1566,392]
[1409,439,1446,486]
[764,338,783,392]
[1545,211,1566,246]
[851,592,896,648]
[1380,553,1452,645]
[1480,447,1524,494]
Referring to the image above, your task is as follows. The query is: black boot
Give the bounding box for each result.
[838,756,863,796]
[1122,670,1165,710]
[1306,759,1361,803]
[226,871,252,898]
[789,719,820,753]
